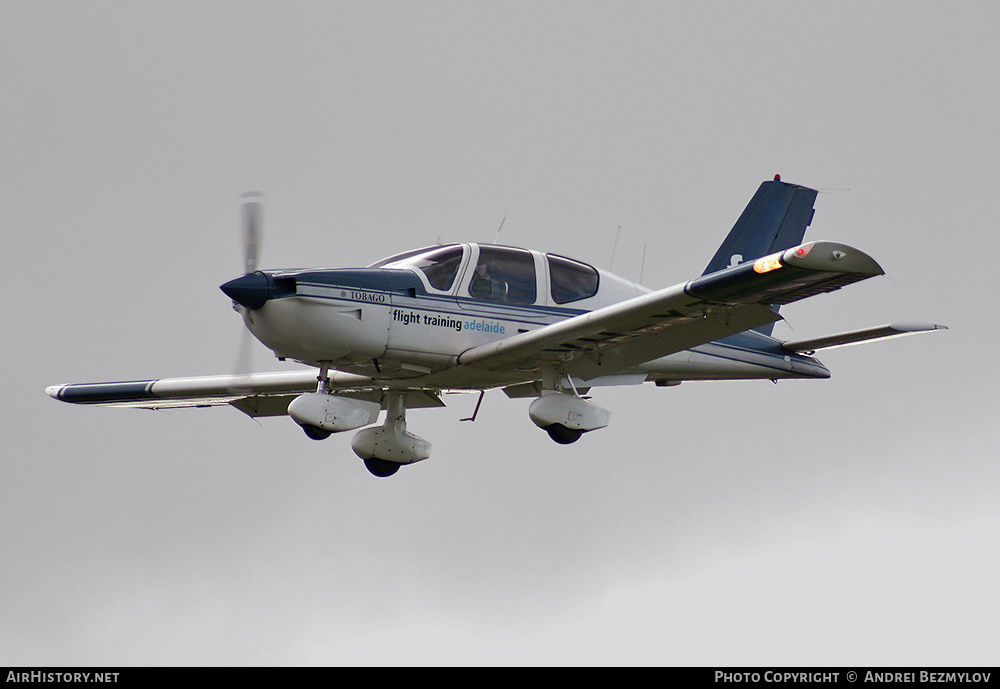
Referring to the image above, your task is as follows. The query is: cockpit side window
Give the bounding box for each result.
[408,245,465,291]
[547,254,599,304]
[469,246,536,305]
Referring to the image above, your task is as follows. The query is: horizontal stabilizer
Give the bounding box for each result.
[781,322,947,353]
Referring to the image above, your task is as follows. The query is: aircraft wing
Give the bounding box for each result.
[458,241,885,380]
[46,370,445,417]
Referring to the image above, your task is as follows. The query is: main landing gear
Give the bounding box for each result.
[529,370,610,444]
[291,365,612,474]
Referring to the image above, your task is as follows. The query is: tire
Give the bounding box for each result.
[545,424,583,444]
[302,424,332,441]
[364,457,401,477]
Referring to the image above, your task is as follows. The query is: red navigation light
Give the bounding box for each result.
[789,243,814,260]
[774,174,781,181]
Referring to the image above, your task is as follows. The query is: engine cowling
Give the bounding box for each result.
[288,393,380,433]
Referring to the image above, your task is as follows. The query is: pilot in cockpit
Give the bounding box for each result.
[469,261,507,301]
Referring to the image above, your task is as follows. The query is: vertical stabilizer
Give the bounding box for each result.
[702,178,818,335]
[703,178,818,276]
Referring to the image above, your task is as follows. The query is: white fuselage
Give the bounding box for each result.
[238,243,829,389]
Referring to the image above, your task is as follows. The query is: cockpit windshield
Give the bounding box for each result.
[369,244,465,292]
[369,246,440,268]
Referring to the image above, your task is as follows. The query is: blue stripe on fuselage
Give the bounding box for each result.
[292,281,589,322]
[275,270,818,374]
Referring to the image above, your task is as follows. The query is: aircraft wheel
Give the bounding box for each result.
[302,424,332,441]
[545,424,582,445]
[364,457,401,478]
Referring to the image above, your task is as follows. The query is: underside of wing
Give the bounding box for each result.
[46,370,445,417]
[457,241,885,380]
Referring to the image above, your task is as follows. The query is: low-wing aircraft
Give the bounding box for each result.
[47,177,945,477]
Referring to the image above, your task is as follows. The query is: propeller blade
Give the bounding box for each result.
[229,192,264,394]
[241,192,263,274]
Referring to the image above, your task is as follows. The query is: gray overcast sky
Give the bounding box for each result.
[2,1,997,666]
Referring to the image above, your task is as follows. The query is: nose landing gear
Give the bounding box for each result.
[351,391,431,477]
[362,457,401,478]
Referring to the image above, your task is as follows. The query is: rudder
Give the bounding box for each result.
[702,177,819,336]
[703,178,818,276]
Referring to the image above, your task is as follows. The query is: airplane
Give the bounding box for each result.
[46,176,945,477]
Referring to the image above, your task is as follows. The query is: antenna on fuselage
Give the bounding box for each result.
[492,213,507,244]
[609,225,622,270]
[639,244,648,285]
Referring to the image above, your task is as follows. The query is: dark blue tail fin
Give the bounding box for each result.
[703,178,818,275]
[703,177,818,335]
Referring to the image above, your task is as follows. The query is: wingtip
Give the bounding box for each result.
[888,322,948,333]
